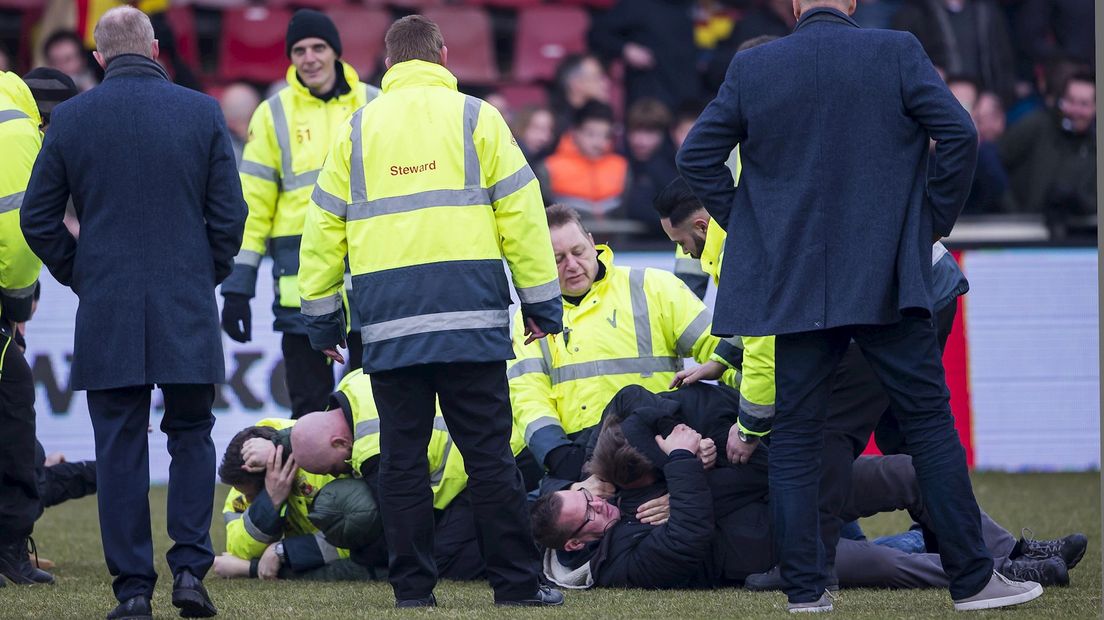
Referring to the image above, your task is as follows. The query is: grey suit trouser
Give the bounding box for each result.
[836,455,1015,589]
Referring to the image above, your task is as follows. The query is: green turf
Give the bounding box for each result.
[5,472,1100,619]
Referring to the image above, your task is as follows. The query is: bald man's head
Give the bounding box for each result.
[220,83,260,139]
[93,6,157,66]
[290,409,354,476]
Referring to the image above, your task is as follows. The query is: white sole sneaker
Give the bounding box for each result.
[953,581,1043,611]
[788,604,833,614]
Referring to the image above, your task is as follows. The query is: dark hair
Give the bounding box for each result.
[43,30,83,58]
[573,100,614,128]
[737,34,779,52]
[626,98,671,132]
[530,492,573,550]
[218,426,278,487]
[546,202,588,233]
[385,15,444,65]
[673,101,705,126]
[587,417,656,489]
[652,177,706,226]
[1061,70,1096,98]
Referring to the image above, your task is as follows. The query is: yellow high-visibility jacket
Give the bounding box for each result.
[507,246,743,464]
[699,217,776,437]
[223,418,349,569]
[0,72,42,323]
[222,62,379,333]
[299,60,562,372]
[672,244,709,299]
[334,370,472,511]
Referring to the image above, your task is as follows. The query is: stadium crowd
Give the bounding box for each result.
[0,1,1094,619]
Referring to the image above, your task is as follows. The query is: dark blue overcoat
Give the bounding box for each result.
[677,8,977,337]
[21,55,246,390]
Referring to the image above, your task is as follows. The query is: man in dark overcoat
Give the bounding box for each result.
[676,0,1042,613]
[21,7,245,619]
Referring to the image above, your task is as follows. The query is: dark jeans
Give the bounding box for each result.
[281,333,335,419]
[86,384,216,602]
[370,361,539,602]
[772,317,992,603]
[0,327,40,544]
[35,440,97,508]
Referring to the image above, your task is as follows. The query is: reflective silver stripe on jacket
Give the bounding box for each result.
[267,93,322,191]
[462,96,481,188]
[312,185,348,219]
[239,160,278,183]
[242,507,280,544]
[0,191,24,214]
[629,269,652,358]
[361,309,509,345]
[301,292,342,316]
[675,308,712,358]
[354,418,380,440]
[312,531,342,564]
[0,283,36,299]
[488,164,536,204]
[550,356,682,385]
[740,396,775,420]
[674,257,707,277]
[223,512,243,524]
[507,338,554,380]
[524,415,564,444]
[234,249,263,268]
[348,108,367,204]
[0,109,29,124]
[515,279,560,305]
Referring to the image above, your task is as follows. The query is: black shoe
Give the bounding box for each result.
[745,566,839,593]
[998,556,1069,587]
[106,595,152,620]
[495,585,564,607]
[1015,529,1088,570]
[395,593,437,608]
[0,538,54,585]
[172,570,217,618]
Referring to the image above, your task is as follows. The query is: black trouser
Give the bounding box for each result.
[35,440,96,508]
[86,384,216,602]
[0,327,41,545]
[370,361,539,602]
[281,333,334,419]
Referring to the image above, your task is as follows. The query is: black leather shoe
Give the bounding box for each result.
[106,595,152,620]
[0,539,54,585]
[495,585,565,607]
[396,593,437,608]
[172,570,217,618]
[1015,530,1088,570]
[999,556,1070,587]
[744,566,839,593]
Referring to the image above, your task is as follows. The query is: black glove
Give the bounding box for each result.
[221,294,252,343]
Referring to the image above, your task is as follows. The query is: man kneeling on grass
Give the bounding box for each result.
[530,385,1086,592]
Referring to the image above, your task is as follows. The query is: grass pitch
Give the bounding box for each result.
[3,472,1100,619]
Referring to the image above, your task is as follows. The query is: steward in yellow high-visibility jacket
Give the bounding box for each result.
[508,205,745,473]
[654,176,776,438]
[0,71,42,324]
[298,59,561,371]
[221,11,381,417]
[220,418,350,573]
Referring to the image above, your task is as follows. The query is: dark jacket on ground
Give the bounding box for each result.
[589,0,701,109]
[677,8,977,337]
[20,54,246,390]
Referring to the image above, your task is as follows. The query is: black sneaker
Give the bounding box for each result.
[106,595,153,620]
[495,585,565,607]
[745,566,839,592]
[0,538,54,585]
[998,556,1069,587]
[1015,529,1088,570]
[172,570,217,618]
[395,594,437,608]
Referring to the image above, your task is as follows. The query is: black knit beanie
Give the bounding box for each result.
[22,67,78,120]
[285,9,342,58]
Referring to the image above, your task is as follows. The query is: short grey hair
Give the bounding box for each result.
[93,6,155,62]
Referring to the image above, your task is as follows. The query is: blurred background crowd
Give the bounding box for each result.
[0,0,1096,246]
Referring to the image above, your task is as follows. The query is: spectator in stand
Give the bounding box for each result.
[705,1,794,93]
[1014,0,1095,70]
[589,0,701,110]
[550,54,612,137]
[852,0,905,29]
[511,105,557,163]
[43,30,97,92]
[891,0,1017,105]
[537,101,629,222]
[945,76,1008,215]
[218,83,260,165]
[999,72,1096,226]
[670,102,704,151]
[623,98,678,239]
[0,45,11,73]
[973,91,1006,143]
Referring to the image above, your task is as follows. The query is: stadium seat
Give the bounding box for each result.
[325,6,390,80]
[463,0,543,8]
[265,0,347,8]
[218,6,293,84]
[512,6,589,83]
[422,6,497,85]
[165,6,199,68]
[498,82,548,111]
[362,0,445,8]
